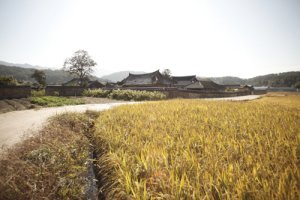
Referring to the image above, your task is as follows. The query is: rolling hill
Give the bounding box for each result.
[1,61,299,87]
[209,71,300,87]
[0,60,45,69]
[0,65,104,85]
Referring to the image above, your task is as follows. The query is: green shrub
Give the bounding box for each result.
[83,89,166,101]
[82,89,111,97]
[108,89,166,101]
[30,96,84,107]
[31,89,45,97]
[53,91,60,96]
[0,76,19,86]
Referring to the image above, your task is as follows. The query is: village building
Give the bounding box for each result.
[120,70,225,91]
[119,70,173,87]
[171,75,198,88]
[63,78,105,88]
[185,79,225,91]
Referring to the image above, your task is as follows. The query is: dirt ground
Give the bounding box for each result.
[0,102,135,148]
[0,97,123,114]
[0,99,38,113]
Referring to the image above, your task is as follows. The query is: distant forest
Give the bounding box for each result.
[0,64,299,87]
[210,71,300,87]
[0,65,102,85]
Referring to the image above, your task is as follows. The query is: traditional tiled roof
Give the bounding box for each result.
[63,78,89,86]
[185,79,225,90]
[172,75,197,87]
[184,81,205,89]
[121,70,173,86]
[63,78,104,88]
[172,75,197,81]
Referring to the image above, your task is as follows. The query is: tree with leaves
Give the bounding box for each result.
[31,70,46,86]
[63,50,97,86]
[162,69,172,78]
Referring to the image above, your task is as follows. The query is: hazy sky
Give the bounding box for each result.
[0,0,299,78]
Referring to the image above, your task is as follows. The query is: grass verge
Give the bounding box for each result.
[0,111,99,200]
[30,96,84,107]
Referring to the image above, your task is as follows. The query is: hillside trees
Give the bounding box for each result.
[31,70,46,86]
[63,50,97,86]
[0,76,19,86]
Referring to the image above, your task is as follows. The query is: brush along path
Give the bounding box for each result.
[0,102,135,148]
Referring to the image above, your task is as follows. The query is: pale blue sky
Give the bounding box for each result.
[0,0,299,78]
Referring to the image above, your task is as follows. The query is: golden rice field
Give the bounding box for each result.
[94,94,300,199]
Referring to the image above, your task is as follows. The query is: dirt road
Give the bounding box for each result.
[0,102,133,148]
[204,95,261,101]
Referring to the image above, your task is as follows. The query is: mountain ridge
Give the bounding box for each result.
[0,61,299,87]
[0,60,46,70]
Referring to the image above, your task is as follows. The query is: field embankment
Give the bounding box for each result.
[0,112,98,199]
[0,97,123,114]
[92,94,299,199]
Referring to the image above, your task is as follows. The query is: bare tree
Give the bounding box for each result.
[31,70,46,86]
[63,50,97,86]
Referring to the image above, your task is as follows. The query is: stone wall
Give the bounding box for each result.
[46,86,85,96]
[162,89,251,99]
[0,86,31,99]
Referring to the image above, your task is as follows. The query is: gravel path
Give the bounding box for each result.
[204,95,261,101]
[0,102,134,148]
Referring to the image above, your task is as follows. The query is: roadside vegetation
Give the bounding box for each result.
[29,96,84,107]
[31,89,46,97]
[83,89,166,101]
[0,112,99,200]
[30,89,85,107]
[92,94,299,199]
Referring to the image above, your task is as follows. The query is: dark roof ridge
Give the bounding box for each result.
[128,70,160,77]
[171,75,197,81]
[172,75,196,78]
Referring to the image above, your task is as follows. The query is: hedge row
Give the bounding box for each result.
[83,89,166,101]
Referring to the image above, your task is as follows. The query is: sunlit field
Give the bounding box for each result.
[94,94,300,199]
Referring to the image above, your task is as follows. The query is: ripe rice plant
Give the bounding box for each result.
[93,95,300,199]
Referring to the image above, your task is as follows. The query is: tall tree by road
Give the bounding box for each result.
[31,70,46,86]
[63,50,97,86]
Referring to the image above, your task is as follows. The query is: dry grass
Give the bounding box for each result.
[0,112,99,200]
[93,94,300,199]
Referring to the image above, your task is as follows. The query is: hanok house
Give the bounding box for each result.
[63,78,105,88]
[185,78,225,91]
[120,70,225,91]
[119,70,173,87]
[171,75,198,88]
[171,75,224,91]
